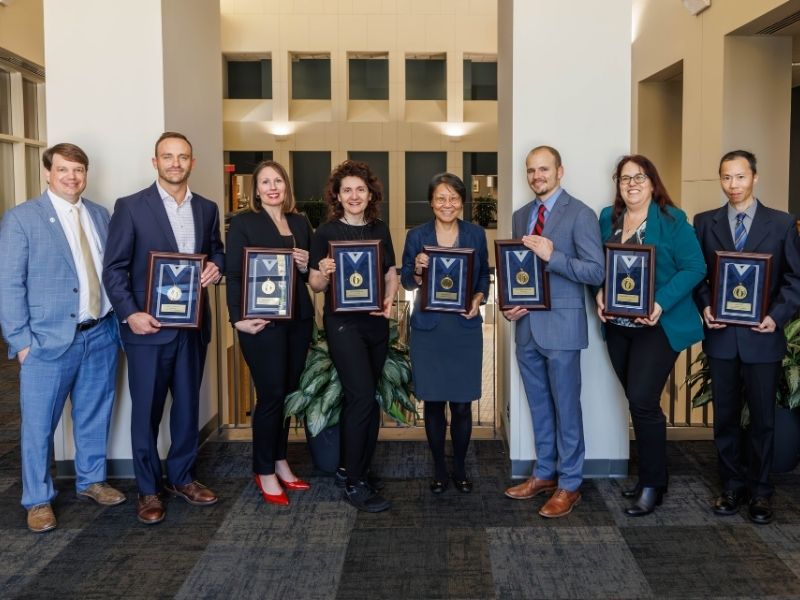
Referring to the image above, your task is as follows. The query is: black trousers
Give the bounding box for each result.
[325,313,388,482]
[605,323,678,488]
[709,356,779,498]
[238,318,313,475]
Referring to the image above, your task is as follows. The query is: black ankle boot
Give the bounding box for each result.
[625,486,663,517]
[621,482,641,499]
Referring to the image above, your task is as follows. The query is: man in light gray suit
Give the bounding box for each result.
[0,143,124,533]
[503,146,604,518]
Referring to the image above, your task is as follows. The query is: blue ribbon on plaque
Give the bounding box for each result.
[603,243,655,318]
[422,247,474,312]
[244,250,292,319]
[154,261,198,323]
[329,240,383,313]
[712,252,771,326]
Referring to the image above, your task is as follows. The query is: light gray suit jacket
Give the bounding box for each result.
[0,192,113,360]
[511,190,604,350]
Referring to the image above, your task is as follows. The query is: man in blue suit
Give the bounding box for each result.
[694,150,800,525]
[503,146,605,518]
[103,132,224,525]
[0,143,125,533]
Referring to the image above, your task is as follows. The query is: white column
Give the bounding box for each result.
[44,0,224,473]
[498,0,632,477]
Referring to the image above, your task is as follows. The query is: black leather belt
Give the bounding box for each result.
[76,311,113,332]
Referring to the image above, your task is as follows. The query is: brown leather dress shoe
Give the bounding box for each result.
[539,488,581,518]
[165,480,218,506]
[27,503,57,533]
[504,477,557,500]
[136,494,166,525]
[78,482,126,506]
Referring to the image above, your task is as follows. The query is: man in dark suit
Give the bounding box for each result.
[503,146,605,518]
[103,132,225,525]
[694,149,800,524]
[0,143,125,533]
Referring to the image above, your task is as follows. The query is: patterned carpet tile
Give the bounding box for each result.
[337,526,494,600]
[622,525,800,599]
[487,526,651,599]
[0,529,81,599]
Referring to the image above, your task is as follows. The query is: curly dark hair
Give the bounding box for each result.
[323,160,383,223]
[611,154,675,227]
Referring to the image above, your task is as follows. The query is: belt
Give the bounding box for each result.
[76,311,113,332]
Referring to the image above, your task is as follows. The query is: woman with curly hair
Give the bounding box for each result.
[309,160,398,512]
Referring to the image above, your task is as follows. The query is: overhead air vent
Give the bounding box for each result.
[756,10,800,35]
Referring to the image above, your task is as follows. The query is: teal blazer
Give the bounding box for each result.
[599,202,706,352]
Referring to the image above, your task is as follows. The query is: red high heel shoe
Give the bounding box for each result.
[253,474,289,505]
[276,475,311,491]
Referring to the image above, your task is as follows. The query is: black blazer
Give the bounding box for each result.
[103,183,225,346]
[693,200,800,362]
[225,209,314,324]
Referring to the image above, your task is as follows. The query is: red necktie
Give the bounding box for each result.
[532,203,546,235]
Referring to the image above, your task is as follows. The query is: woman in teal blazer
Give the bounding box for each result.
[596,155,705,516]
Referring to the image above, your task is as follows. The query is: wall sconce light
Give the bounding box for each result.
[271,122,292,141]
[444,122,465,143]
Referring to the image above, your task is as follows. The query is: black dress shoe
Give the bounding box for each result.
[624,486,664,517]
[621,482,641,499]
[344,480,391,513]
[335,468,384,492]
[713,489,747,516]
[451,474,473,494]
[748,496,773,525]
[430,479,448,494]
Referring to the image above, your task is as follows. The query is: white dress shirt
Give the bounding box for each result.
[156,181,196,254]
[48,190,112,322]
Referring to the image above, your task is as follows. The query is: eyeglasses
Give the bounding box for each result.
[615,173,648,186]
[433,196,462,207]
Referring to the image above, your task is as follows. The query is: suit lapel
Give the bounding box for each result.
[642,202,662,246]
[743,200,771,252]
[422,219,438,246]
[191,196,203,253]
[711,206,734,251]
[542,191,568,237]
[145,184,180,252]
[84,202,108,249]
[34,194,78,276]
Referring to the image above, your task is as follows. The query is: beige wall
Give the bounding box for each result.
[220,0,498,252]
[0,0,44,65]
[632,0,799,217]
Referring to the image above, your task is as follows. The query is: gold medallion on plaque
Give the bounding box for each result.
[349,272,363,287]
[732,284,748,300]
[516,271,530,285]
[621,276,635,292]
[440,276,454,290]
[262,280,276,295]
[167,286,183,301]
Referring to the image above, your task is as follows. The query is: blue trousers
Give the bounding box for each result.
[19,317,119,508]
[515,335,584,491]
[125,331,206,495]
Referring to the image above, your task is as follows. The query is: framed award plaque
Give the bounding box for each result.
[145,251,206,328]
[603,243,655,318]
[329,240,384,313]
[241,247,295,320]
[420,246,474,313]
[711,251,772,326]
[494,239,550,311]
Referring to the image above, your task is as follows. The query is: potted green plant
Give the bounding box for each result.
[284,319,417,472]
[472,196,497,228]
[685,316,800,471]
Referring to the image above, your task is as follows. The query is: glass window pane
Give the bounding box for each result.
[1,142,14,213]
[22,80,38,139]
[405,59,446,101]
[348,151,389,225]
[292,58,331,100]
[349,59,389,100]
[463,60,497,101]
[405,152,446,227]
[227,60,272,99]
[291,151,331,227]
[227,151,273,174]
[25,145,41,199]
[0,71,11,135]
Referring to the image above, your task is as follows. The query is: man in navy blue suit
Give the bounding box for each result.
[694,150,800,525]
[103,132,225,525]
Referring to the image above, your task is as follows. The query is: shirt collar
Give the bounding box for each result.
[536,186,563,213]
[727,198,757,222]
[156,180,193,205]
[47,188,84,213]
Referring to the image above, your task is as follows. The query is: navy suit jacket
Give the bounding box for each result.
[103,183,225,346]
[400,219,490,330]
[511,190,605,350]
[693,200,800,363]
[0,193,118,360]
